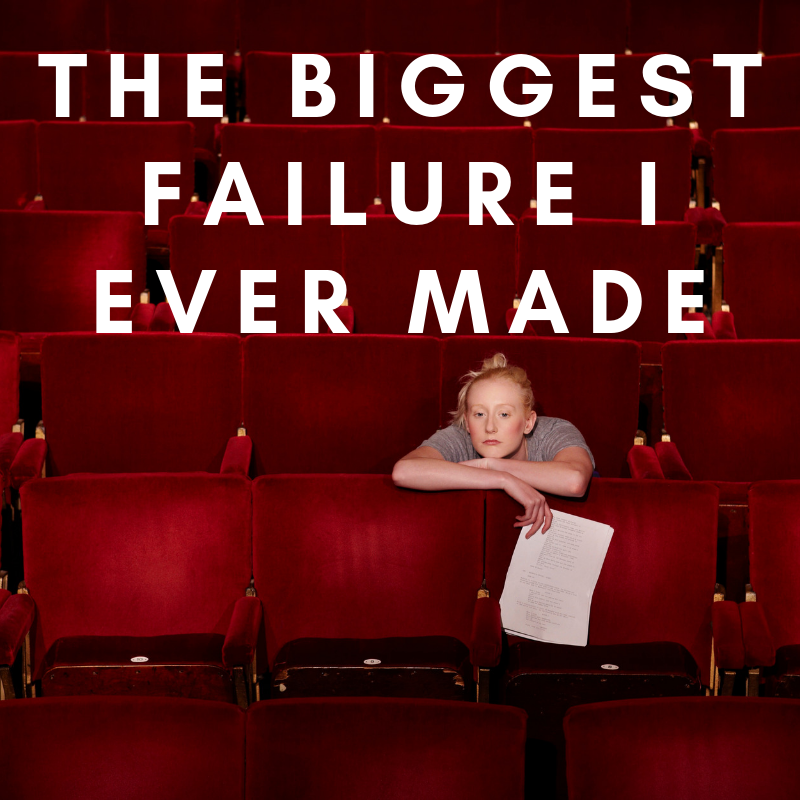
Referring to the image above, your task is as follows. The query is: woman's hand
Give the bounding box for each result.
[502,474,553,536]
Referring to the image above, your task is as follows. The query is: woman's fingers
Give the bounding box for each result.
[541,503,554,533]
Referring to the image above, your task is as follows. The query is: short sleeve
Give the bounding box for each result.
[419,425,475,463]
[534,418,596,469]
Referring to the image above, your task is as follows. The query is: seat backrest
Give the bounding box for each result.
[21,473,252,680]
[38,122,194,224]
[713,128,800,223]
[0,120,37,209]
[533,128,692,221]
[0,211,146,334]
[0,0,106,50]
[243,334,441,474]
[564,697,800,800]
[749,481,800,651]
[662,341,800,482]
[169,215,344,334]
[252,475,484,669]
[0,52,83,121]
[628,0,760,62]
[220,124,377,216]
[342,215,516,335]
[1,696,245,800]
[41,333,242,474]
[692,55,800,137]
[761,0,800,56]
[377,126,533,217]
[245,52,386,126]
[723,223,800,339]
[0,331,19,431]
[246,697,526,800]
[498,0,627,54]
[441,337,641,478]
[485,479,719,685]
[518,217,697,341]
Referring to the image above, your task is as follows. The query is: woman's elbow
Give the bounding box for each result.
[566,468,591,498]
[392,459,411,487]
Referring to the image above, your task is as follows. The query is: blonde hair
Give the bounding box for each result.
[450,353,534,430]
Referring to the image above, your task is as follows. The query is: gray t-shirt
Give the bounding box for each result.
[419,417,595,469]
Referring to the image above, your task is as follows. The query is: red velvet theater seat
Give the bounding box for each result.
[713,128,800,223]
[17,474,257,704]
[628,0,760,63]
[84,52,225,154]
[377,126,533,217]
[441,337,641,478]
[497,0,627,54]
[0,0,106,51]
[0,52,83,121]
[762,0,800,55]
[37,122,195,235]
[169,215,343,334]
[368,0,496,54]
[220,124,377,216]
[692,55,800,138]
[0,331,21,576]
[245,52,386,126]
[239,0,369,54]
[486,480,725,795]
[1,696,245,799]
[39,333,244,475]
[533,128,693,221]
[564,697,800,800]
[0,121,37,210]
[246,698,527,799]
[252,475,487,700]
[342,215,515,335]
[242,334,440,474]
[723,223,800,339]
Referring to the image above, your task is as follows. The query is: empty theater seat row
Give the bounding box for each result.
[2,0,794,60]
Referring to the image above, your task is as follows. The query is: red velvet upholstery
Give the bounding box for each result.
[385,54,533,127]
[107,0,237,56]
[518,218,696,341]
[21,473,252,681]
[739,600,777,668]
[471,596,502,668]
[628,0,760,63]
[711,310,737,340]
[246,53,386,126]
[239,0,369,54]
[84,52,225,153]
[486,479,720,686]
[0,1,106,51]
[627,444,665,480]
[38,122,194,228]
[0,211,146,335]
[0,52,83,121]
[533,128,693,221]
[711,600,745,670]
[497,0,627,54]
[0,432,23,499]
[684,206,725,246]
[243,334,440,474]
[724,223,800,338]
[1,696,245,799]
[169,215,343,334]
[653,441,693,481]
[342,215,515,335]
[377,126,532,217]
[222,596,262,669]
[662,341,800,481]
[0,121,37,210]
[220,124,377,216]
[9,437,46,490]
[714,128,800,223]
[41,333,242,474]
[0,330,19,432]
[692,55,800,137]
[369,0,496,53]
[441,337,641,478]
[0,592,35,666]
[220,436,252,476]
[564,697,800,800]
[762,0,800,55]
[246,697,526,799]
[252,475,484,671]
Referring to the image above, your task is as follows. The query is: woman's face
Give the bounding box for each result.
[465,377,536,460]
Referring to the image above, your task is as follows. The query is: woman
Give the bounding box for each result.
[392,353,594,536]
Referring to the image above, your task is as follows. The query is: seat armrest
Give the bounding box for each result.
[684,206,725,247]
[10,438,47,490]
[0,432,23,499]
[711,310,737,340]
[739,601,776,668]
[683,312,715,340]
[149,302,176,331]
[130,302,156,331]
[222,596,263,668]
[470,595,503,668]
[653,441,693,480]
[712,600,745,671]
[627,444,665,479]
[221,435,252,475]
[0,591,35,666]
[327,305,354,333]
